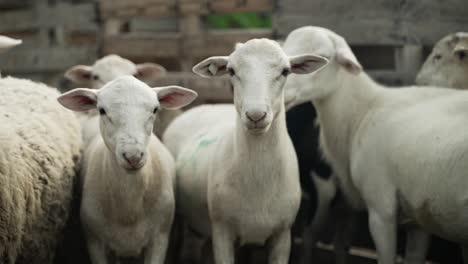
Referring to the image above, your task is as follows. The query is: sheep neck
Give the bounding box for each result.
[231,106,290,183]
[100,147,155,223]
[313,70,379,208]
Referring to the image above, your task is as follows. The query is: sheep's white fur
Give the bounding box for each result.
[64,54,181,139]
[163,38,328,264]
[0,35,21,53]
[416,32,468,90]
[58,76,197,263]
[0,76,81,264]
[283,26,468,264]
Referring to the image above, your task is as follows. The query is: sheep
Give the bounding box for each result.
[64,54,181,139]
[0,76,82,264]
[282,25,468,264]
[416,32,468,89]
[57,76,197,263]
[163,38,328,264]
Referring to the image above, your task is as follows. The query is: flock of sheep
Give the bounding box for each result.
[0,25,466,264]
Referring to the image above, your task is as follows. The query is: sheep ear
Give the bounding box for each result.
[453,42,468,61]
[65,65,93,83]
[57,88,98,112]
[153,86,198,109]
[290,54,329,74]
[134,63,167,81]
[0,36,21,53]
[332,35,362,74]
[192,56,229,77]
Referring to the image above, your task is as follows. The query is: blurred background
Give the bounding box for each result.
[0,0,466,102]
[0,1,467,263]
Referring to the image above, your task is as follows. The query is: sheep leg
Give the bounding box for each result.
[144,230,170,264]
[212,222,235,264]
[403,227,430,264]
[268,229,291,264]
[87,236,108,264]
[368,203,397,264]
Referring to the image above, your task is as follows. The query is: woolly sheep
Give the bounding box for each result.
[416,32,468,89]
[64,54,181,139]
[163,38,328,264]
[283,26,468,264]
[58,76,197,263]
[0,76,81,263]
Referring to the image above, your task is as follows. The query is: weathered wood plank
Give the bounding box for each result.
[149,72,233,103]
[0,0,30,9]
[103,32,181,58]
[275,0,468,45]
[0,3,97,32]
[208,0,273,13]
[102,29,272,61]
[0,46,98,72]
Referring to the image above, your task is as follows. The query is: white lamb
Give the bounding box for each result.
[58,76,197,263]
[283,26,468,264]
[163,38,328,264]
[64,54,181,139]
[0,76,82,263]
[416,32,468,89]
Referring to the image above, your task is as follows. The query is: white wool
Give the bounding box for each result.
[0,76,81,263]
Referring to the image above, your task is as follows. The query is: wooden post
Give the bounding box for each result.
[395,45,424,85]
[179,0,204,71]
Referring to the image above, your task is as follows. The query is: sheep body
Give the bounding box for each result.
[0,76,81,264]
[164,38,328,263]
[59,76,197,263]
[283,26,468,263]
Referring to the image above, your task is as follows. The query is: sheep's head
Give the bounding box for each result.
[65,54,167,89]
[282,26,362,109]
[193,38,327,134]
[0,35,21,53]
[58,76,197,170]
[416,32,468,89]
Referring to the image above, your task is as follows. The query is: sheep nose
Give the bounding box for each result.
[123,152,144,168]
[246,111,267,123]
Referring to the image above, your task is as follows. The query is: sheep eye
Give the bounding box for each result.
[281,68,291,77]
[457,51,466,61]
[93,75,99,80]
[99,108,106,115]
[228,68,235,76]
[153,107,158,114]
[433,54,442,61]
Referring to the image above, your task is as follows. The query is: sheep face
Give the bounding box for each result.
[65,54,167,89]
[193,38,327,134]
[282,26,362,108]
[58,76,197,170]
[416,32,468,89]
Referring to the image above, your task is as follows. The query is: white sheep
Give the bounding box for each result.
[58,76,197,263]
[64,54,181,139]
[416,32,468,89]
[283,26,468,264]
[163,38,328,264]
[0,76,82,263]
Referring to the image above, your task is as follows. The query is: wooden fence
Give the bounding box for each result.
[0,0,98,86]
